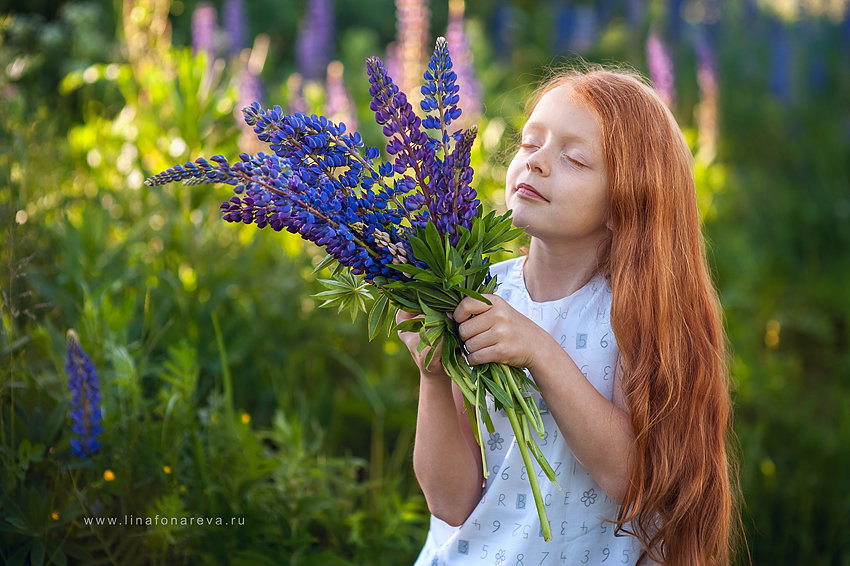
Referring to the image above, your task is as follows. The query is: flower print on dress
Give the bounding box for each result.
[581,488,598,507]
[488,432,504,451]
[494,549,507,566]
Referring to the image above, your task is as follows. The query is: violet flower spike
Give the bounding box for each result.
[365,56,433,208]
[66,330,103,459]
[420,36,462,149]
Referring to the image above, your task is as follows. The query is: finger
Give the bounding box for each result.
[463,329,500,357]
[395,309,418,325]
[456,310,492,342]
[466,344,502,366]
[453,295,493,324]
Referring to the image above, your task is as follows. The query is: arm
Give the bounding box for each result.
[455,295,634,503]
[396,310,484,526]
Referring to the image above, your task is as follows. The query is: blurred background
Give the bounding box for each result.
[1,0,848,564]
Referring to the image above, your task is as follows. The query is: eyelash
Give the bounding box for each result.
[520,141,587,168]
[563,154,585,167]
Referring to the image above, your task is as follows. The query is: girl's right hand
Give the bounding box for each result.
[396,309,450,381]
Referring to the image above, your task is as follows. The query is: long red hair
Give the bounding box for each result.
[527,66,741,565]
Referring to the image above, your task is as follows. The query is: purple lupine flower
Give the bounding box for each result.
[646,33,676,107]
[224,0,248,59]
[66,330,103,459]
[295,0,334,82]
[768,18,791,104]
[192,2,218,56]
[429,126,479,241]
[394,0,430,95]
[325,61,358,132]
[445,0,482,119]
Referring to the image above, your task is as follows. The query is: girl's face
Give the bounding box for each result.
[505,85,610,248]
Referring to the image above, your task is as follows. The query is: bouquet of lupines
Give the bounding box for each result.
[145,37,559,540]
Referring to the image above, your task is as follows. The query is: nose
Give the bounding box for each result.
[525,147,549,177]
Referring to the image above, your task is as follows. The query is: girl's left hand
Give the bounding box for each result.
[454,294,548,370]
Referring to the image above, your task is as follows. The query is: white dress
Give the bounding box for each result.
[414,257,648,566]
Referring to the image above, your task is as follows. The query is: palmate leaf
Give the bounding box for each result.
[314,272,374,322]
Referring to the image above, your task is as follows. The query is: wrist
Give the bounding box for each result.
[420,366,452,383]
[525,327,561,375]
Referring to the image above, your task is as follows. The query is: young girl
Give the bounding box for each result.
[398,66,739,565]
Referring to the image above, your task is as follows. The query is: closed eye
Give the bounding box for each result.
[563,153,588,168]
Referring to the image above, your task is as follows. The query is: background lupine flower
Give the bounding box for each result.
[295,0,334,82]
[325,61,358,132]
[66,330,103,459]
[192,2,218,57]
[445,0,482,119]
[490,1,516,62]
[668,0,685,41]
[384,41,403,91]
[626,0,645,29]
[394,0,430,97]
[769,17,792,104]
[646,33,676,107]
[224,0,248,60]
[594,0,613,35]
[554,4,575,54]
[695,33,718,163]
[571,5,598,52]
[286,73,308,114]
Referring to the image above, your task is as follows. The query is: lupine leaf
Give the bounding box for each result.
[408,236,441,275]
[312,254,338,274]
[368,293,390,341]
[480,372,514,409]
[393,321,422,341]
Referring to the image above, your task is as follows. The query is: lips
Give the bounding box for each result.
[515,182,548,202]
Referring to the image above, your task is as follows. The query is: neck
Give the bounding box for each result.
[523,236,604,302]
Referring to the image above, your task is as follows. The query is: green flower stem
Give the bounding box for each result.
[505,405,552,542]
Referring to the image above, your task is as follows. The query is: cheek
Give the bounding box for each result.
[504,157,523,201]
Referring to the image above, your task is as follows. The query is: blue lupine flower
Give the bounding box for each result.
[420,37,462,136]
[147,37,479,276]
[65,330,103,459]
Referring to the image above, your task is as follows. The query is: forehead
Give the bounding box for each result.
[524,85,603,148]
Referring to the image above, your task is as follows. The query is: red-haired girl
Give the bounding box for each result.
[399,66,740,565]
